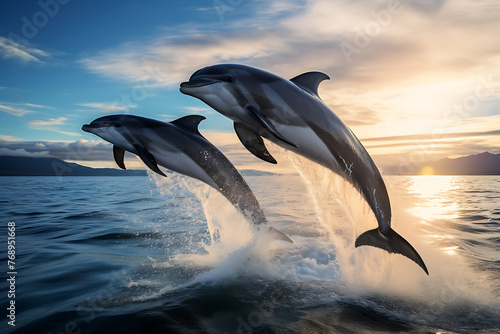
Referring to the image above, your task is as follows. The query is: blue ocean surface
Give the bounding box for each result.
[1,169,500,333]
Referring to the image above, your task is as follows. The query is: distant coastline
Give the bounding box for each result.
[2,152,500,176]
[0,156,283,177]
[0,156,147,176]
[383,152,500,175]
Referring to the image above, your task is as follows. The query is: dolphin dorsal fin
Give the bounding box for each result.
[290,71,330,96]
[170,115,206,134]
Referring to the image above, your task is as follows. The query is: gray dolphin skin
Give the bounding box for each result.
[180,64,428,274]
[82,114,292,243]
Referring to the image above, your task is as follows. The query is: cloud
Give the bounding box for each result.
[0,134,282,172]
[29,117,67,127]
[159,114,178,120]
[0,135,22,141]
[78,0,500,116]
[0,104,34,116]
[26,117,84,137]
[24,103,54,109]
[0,36,51,64]
[363,129,500,143]
[77,0,500,163]
[325,102,383,126]
[55,131,83,137]
[78,102,136,113]
[0,139,112,161]
[0,101,55,117]
[365,126,500,167]
[183,106,215,115]
[0,148,50,157]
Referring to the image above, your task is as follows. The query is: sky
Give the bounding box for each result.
[0,0,499,172]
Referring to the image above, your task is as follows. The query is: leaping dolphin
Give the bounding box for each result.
[180,64,428,274]
[82,114,292,243]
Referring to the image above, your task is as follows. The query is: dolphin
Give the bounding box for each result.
[180,64,428,274]
[82,114,292,243]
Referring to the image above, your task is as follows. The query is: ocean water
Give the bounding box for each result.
[1,158,500,333]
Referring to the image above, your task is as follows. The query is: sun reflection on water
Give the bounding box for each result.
[406,176,462,256]
[407,175,460,222]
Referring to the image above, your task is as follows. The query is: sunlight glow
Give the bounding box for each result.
[440,246,459,256]
[407,176,460,221]
[420,166,434,175]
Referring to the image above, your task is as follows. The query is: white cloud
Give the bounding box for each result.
[24,103,54,109]
[29,117,67,126]
[55,130,83,137]
[0,139,113,162]
[183,106,215,115]
[0,148,50,157]
[0,101,54,116]
[0,36,51,64]
[78,0,500,160]
[0,135,21,141]
[159,114,178,120]
[0,104,34,116]
[78,0,500,97]
[78,102,136,113]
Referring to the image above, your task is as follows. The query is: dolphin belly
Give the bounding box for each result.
[148,145,219,190]
[276,124,343,172]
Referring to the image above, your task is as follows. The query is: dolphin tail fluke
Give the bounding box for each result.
[355,228,428,275]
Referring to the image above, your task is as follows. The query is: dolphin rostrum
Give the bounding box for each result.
[180,64,428,274]
[82,114,292,243]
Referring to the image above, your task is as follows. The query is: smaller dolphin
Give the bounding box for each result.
[82,114,291,242]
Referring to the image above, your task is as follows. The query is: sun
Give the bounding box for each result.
[420,166,434,175]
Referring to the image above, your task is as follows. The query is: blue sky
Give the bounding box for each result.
[1,0,499,171]
[0,0,229,142]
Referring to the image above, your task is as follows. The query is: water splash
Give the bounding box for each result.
[272,145,500,321]
[140,153,500,329]
[146,171,283,284]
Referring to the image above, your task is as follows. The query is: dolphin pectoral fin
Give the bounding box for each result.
[113,145,126,170]
[246,106,297,148]
[268,227,293,243]
[234,122,277,164]
[355,228,429,275]
[290,71,330,96]
[134,144,167,177]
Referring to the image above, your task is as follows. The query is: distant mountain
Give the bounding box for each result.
[0,156,285,177]
[0,156,147,176]
[384,152,500,175]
